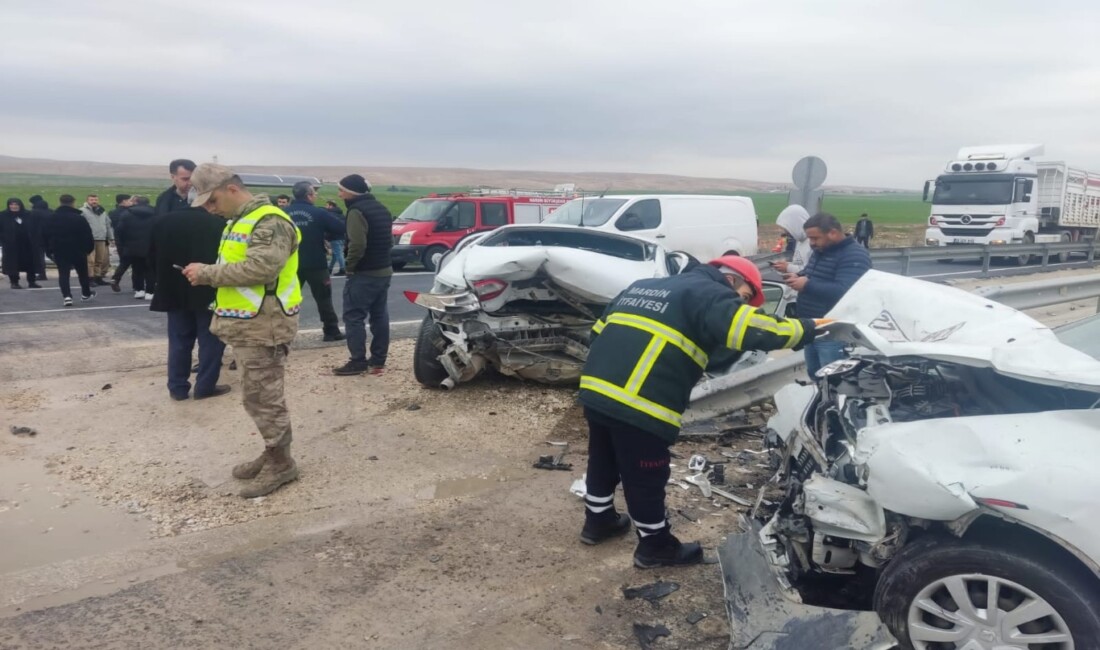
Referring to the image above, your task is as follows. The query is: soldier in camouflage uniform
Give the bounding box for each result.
[182,164,302,498]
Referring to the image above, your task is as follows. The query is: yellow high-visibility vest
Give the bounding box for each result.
[213,205,302,319]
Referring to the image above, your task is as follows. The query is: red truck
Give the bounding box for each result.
[390,187,579,271]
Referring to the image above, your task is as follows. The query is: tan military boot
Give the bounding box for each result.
[239,446,299,498]
[231,452,267,480]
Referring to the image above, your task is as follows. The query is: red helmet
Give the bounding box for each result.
[708,255,765,307]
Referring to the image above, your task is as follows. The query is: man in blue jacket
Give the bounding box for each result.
[784,212,871,377]
[286,181,347,341]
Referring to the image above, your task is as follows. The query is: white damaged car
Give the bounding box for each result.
[739,270,1100,649]
[405,224,786,389]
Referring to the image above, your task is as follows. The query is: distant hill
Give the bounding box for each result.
[0,154,908,194]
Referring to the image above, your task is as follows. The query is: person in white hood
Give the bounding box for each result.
[771,205,813,274]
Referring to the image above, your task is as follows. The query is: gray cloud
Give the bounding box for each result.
[2,0,1099,187]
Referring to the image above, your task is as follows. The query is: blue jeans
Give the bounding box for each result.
[328,240,346,273]
[804,340,847,380]
[343,273,391,365]
[167,309,226,397]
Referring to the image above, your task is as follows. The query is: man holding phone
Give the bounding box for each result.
[781,212,871,378]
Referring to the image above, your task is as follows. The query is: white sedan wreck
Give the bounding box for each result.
[406,225,695,389]
[722,271,1100,649]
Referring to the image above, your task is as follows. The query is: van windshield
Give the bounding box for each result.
[544,198,627,227]
[396,199,454,222]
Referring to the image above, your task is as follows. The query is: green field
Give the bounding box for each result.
[0,173,928,225]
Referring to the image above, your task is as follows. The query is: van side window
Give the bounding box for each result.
[616,199,661,231]
[481,203,508,226]
[442,201,477,230]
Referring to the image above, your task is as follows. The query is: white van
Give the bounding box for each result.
[542,194,758,261]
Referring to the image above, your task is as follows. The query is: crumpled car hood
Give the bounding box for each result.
[436,240,665,304]
[822,270,1100,391]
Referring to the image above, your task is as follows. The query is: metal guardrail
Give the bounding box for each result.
[975,274,1100,312]
[752,241,1099,277]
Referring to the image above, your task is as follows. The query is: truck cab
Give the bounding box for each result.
[923,144,1041,249]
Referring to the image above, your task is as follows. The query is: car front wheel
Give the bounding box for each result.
[874,536,1100,650]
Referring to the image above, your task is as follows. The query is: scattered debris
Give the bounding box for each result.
[622,580,680,603]
[406,404,421,411]
[368,456,379,461]
[595,605,603,615]
[10,425,36,437]
[676,509,699,523]
[101,383,112,390]
[709,464,725,485]
[569,475,587,498]
[687,454,707,472]
[685,611,708,625]
[534,441,572,471]
[632,623,671,649]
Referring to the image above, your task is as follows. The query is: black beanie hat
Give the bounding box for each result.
[338,174,370,195]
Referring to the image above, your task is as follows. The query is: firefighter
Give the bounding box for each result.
[578,256,818,568]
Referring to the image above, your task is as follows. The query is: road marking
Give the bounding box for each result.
[0,304,153,316]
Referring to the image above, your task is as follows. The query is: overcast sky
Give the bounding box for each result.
[3,0,1099,188]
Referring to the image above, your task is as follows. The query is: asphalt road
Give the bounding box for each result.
[0,257,1094,355]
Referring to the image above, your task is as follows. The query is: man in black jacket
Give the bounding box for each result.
[45,195,96,307]
[333,174,394,376]
[285,181,346,341]
[111,195,159,299]
[155,159,196,216]
[27,195,52,280]
[855,213,874,248]
[579,256,817,569]
[150,202,230,401]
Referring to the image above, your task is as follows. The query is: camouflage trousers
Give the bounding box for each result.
[234,344,292,449]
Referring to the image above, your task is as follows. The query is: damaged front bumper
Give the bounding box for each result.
[720,518,896,650]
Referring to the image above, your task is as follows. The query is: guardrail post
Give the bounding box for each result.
[902,249,912,276]
[1041,244,1050,268]
[1089,241,1098,266]
[981,249,992,276]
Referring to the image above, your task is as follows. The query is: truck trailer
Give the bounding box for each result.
[923,144,1100,264]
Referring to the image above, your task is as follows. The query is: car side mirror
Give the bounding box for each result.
[922,180,931,202]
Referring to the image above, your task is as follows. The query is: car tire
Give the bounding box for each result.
[422,245,448,273]
[874,535,1100,650]
[413,315,450,388]
[1013,233,1035,266]
[392,262,407,271]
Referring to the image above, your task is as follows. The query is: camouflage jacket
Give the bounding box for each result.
[197,194,300,347]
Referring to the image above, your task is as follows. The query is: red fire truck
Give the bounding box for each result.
[390,187,580,271]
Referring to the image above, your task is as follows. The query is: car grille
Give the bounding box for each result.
[940,227,995,237]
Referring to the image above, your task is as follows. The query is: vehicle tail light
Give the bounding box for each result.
[472,279,507,302]
[996,217,1006,226]
[404,290,420,304]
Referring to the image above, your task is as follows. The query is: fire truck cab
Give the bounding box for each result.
[390,187,578,271]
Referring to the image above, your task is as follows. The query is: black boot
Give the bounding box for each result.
[633,533,704,569]
[580,512,631,545]
[10,280,22,289]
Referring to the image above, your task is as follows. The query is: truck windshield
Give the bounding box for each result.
[396,199,454,222]
[932,178,1013,205]
[543,198,627,227]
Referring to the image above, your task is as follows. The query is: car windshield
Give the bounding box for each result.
[932,177,1013,205]
[543,198,627,227]
[477,227,655,261]
[396,199,454,222]
[1055,314,1100,361]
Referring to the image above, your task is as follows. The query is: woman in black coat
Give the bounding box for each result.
[0,198,44,288]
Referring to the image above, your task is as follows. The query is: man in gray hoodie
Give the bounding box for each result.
[81,194,114,285]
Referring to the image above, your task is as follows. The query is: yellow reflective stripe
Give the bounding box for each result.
[580,376,682,428]
[593,319,606,334]
[727,305,754,349]
[625,338,666,394]
[606,313,707,368]
[785,318,804,349]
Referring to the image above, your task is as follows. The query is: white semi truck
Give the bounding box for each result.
[923,144,1100,264]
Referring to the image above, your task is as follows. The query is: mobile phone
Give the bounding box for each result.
[173,264,184,271]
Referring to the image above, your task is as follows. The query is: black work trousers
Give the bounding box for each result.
[298,267,340,333]
[583,407,672,539]
[56,258,92,299]
[113,256,152,293]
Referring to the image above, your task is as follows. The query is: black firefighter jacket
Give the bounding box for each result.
[579,263,816,444]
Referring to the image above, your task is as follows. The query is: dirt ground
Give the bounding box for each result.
[0,339,774,650]
[758,223,926,250]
